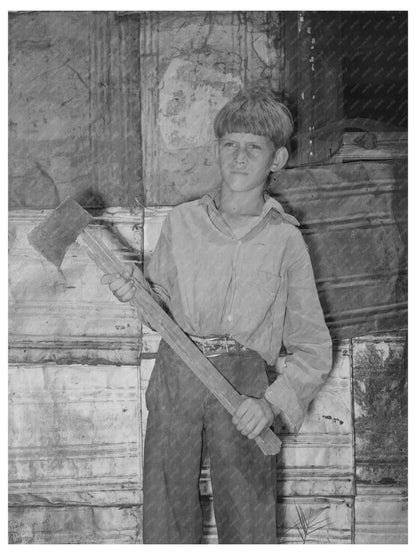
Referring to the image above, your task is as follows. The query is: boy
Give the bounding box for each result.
[102,86,332,544]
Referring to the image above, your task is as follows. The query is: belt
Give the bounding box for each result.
[189,334,249,356]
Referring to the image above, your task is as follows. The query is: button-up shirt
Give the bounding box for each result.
[147,190,333,433]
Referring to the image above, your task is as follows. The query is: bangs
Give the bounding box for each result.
[214,87,293,148]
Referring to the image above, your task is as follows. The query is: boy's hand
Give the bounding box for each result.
[232,396,274,440]
[101,264,136,302]
[101,264,156,329]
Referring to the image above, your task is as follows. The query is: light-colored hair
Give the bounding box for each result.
[214,85,294,149]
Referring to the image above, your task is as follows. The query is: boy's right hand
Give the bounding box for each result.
[101,264,136,303]
[101,264,157,330]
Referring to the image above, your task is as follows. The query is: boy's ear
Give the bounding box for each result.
[270,147,289,172]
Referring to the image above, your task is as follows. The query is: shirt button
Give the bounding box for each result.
[226,314,233,322]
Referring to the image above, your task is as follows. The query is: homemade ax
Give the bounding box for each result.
[28,198,282,456]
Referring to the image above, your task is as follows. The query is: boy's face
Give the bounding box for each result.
[216,132,287,194]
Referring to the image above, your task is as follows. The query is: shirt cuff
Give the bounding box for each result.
[264,373,305,434]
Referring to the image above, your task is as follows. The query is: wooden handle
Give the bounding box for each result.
[79,227,282,456]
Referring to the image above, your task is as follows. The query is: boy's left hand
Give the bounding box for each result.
[232,396,274,440]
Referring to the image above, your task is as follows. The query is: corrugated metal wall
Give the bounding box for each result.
[9,12,145,543]
[8,11,407,544]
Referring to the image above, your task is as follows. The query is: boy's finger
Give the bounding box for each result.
[112,280,134,297]
[120,290,136,302]
[101,273,120,285]
[233,397,252,419]
[247,422,266,440]
[240,415,259,435]
[235,411,257,431]
[121,265,134,279]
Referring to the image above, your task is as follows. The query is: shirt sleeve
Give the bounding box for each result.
[146,213,177,310]
[264,228,333,434]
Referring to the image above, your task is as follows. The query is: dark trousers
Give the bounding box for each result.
[143,340,277,544]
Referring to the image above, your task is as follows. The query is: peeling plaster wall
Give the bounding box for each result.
[139,11,284,204]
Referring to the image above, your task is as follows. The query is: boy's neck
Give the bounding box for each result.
[218,185,266,217]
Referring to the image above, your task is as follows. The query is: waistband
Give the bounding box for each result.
[189,334,249,357]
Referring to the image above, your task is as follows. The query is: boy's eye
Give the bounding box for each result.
[249,144,262,150]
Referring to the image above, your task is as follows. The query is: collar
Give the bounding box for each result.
[198,189,300,226]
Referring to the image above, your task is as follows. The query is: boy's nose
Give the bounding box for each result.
[234,147,248,165]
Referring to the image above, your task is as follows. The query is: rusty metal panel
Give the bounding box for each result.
[8,363,143,543]
[197,482,353,543]
[140,11,284,205]
[276,497,352,543]
[275,342,353,497]
[354,485,407,544]
[269,160,407,340]
[9,12,142,209]
[352,334,407,487]
[352,333,407,543]
[9,363,143,506]
[9,506,141,544]
[9,208,143,365]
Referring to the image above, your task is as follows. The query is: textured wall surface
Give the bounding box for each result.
[139,11,284,204]
[9,12,145,543]
[9,12,142,209]
[353,334,408,543]
[9,208,143,364]
[9,10,407,544]
[269,160,407,340]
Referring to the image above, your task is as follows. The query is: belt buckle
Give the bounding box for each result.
[204,338,218,356]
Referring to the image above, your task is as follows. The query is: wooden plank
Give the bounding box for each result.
[9,12,143,209]
[9,363,143,508]
[9,506,141,544]
[333,131,408,162]
[9,208,143,365]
